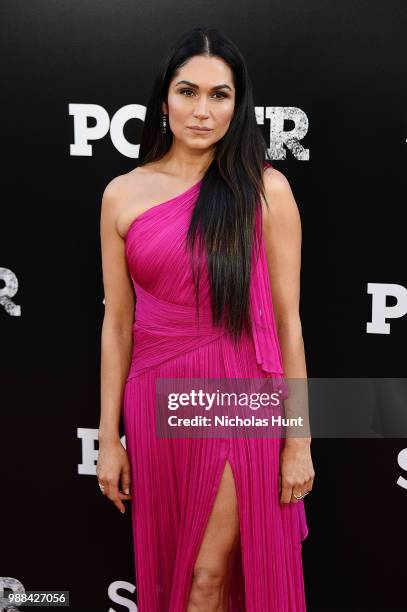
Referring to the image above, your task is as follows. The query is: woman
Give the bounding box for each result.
[97,26,314,611]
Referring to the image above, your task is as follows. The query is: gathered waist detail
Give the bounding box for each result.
[126,282,226,380]
[134,282,221,336]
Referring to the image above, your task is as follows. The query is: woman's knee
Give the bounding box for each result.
[189,564,226,603]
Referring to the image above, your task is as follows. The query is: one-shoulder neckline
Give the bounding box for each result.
[124,178,203,241]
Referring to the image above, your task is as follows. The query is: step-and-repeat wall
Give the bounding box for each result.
[1,1,406,610]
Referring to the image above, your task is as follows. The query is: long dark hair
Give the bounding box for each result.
[138,26,271,343]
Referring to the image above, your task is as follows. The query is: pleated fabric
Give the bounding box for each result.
[123,167,309,611]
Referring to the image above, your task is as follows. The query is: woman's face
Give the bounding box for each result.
[162,55,236,149]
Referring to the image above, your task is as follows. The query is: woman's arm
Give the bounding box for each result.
[262,167,315,504]
[99,176,135,443]
[97,177,135,513]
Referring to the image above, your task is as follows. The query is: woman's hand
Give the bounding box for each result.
[279,440,315,505]
[96,439,132,514]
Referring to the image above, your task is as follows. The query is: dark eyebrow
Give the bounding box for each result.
[175,80,232,92]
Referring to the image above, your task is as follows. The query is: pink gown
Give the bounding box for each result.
[123,167,309,611]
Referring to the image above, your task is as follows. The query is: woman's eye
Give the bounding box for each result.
[179,89,227,100]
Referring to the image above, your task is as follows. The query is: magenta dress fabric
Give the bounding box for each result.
[123,167,309,611]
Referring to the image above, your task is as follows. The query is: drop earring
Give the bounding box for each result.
[161,112,167,134]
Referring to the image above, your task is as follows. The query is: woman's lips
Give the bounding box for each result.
[187,126,213,134]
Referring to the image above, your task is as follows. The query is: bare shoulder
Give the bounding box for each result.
[261,166,301,229]
[264,164,290,187]
[101,166,148,211]
[100,172,128,221]
[101,165,157,238]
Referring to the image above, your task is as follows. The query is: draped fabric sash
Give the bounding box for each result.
[249,207,285,376]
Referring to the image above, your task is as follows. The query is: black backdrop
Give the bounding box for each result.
[1,1,406,610]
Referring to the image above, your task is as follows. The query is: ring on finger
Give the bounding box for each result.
[293,490,310,500]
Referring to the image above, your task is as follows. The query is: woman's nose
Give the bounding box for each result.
[193,99,210,116]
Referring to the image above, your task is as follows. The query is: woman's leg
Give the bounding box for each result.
[186,460,241,612]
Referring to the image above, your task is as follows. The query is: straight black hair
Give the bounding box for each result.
[138,26,272,343]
